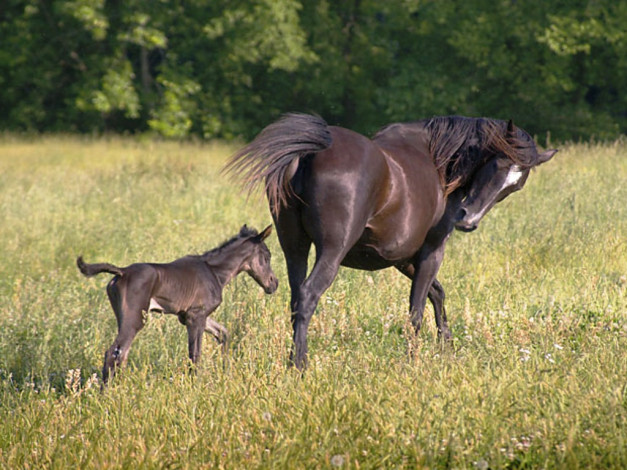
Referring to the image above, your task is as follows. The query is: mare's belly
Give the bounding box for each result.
[340,227,424,271]
[341,244,397,270]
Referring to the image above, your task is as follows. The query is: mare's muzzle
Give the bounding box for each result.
[453,208,478,232]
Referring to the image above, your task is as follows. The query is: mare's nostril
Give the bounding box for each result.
[455,207,467,222]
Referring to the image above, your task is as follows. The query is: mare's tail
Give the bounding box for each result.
[224,113,333,214]
[77,256,124,277]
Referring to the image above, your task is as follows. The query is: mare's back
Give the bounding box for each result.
[372,122,434,169]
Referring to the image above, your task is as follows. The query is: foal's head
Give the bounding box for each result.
[239,225,279,294]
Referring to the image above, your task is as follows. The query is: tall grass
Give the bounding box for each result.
[0,135,625,468]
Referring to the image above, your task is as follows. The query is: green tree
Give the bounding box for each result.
[0,0,102,131]
[0,0,624,141]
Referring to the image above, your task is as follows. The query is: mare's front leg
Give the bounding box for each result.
[407,192,458,339]
[396,264,452,340]
[429,279,452,341]
[409,242,447,335]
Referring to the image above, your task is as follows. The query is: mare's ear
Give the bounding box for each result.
[506,119,516,139]
[255,225,273,242]
[537,149,558,165]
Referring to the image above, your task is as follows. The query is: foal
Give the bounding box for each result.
[77,225,278,383]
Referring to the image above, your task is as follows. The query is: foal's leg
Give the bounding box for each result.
[205,317,229,351]
[103,278,146,384]
[186,307,211,366]
[204,317,228,344]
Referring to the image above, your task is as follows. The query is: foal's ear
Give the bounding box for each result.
[255,225,273,242]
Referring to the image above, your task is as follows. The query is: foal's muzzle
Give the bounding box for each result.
[264,276,279,294]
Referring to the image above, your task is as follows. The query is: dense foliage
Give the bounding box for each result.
[1,0,625,141]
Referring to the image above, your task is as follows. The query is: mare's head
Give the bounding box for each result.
[427,117,557,232]
[454,121,556,231]
[238,225,279,294]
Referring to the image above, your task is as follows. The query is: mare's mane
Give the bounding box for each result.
[376,116,532,195]
[427,116,530,194]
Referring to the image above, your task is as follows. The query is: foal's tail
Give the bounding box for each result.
[224,113,333,215]
[77,256,124,277]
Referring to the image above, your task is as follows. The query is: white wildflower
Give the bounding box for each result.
[519,348,531,362]
[474,459,489,470]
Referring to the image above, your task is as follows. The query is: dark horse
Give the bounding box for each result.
[77,225,278,383]
[226,114,556,369]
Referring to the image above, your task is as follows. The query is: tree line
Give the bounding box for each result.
[1,0,624,142]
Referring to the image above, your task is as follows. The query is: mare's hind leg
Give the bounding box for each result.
[290,244,345,370]
[274,210,314,369]
[273,211,312,313]
[282,214,364,370]
[395,265,452,340]
[103,278,146,384]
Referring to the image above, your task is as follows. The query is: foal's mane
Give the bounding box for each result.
[201,227,259,262]
[382,116,530,195]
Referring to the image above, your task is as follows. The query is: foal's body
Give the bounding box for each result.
[78,225,278,383]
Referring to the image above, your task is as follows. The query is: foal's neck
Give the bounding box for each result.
[203,244,249,288]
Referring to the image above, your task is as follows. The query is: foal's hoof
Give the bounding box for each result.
[437,329,454,344]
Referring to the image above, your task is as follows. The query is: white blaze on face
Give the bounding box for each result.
[501,164,524,191]
[462,165,525,228]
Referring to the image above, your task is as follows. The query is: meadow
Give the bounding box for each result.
[0,134,625,469]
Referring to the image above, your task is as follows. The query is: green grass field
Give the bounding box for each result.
[0,135,625,468]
